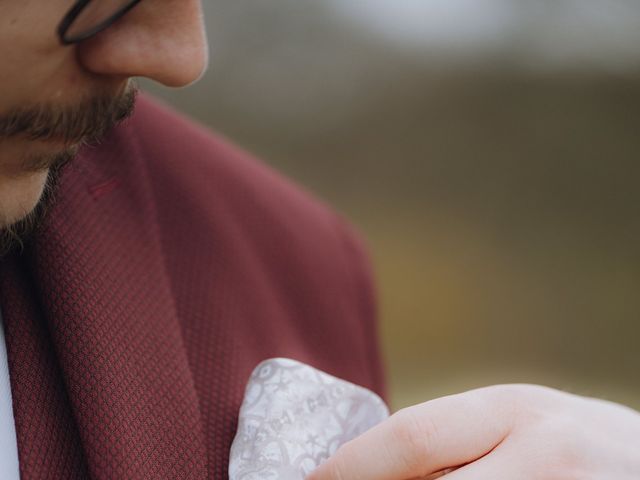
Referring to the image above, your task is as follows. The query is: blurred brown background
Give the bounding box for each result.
[142,0,640,410]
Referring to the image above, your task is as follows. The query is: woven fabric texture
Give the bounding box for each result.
[0,95,386,480]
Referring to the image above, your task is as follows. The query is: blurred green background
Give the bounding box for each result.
[142,0,640,411]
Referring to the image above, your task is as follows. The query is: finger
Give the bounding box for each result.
[432,442,519,480]
[421,467,457,479]
[307,387,516,480]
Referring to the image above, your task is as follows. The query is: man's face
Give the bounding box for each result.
[0,0,208,252]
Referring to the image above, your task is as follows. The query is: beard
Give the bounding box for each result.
[0,81,139,258]
[0,152,71,258]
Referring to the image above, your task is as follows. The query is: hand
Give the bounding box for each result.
[307,384,640,479]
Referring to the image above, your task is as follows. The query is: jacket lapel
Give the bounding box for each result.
[3,125,208,479]
[0,251,92,478]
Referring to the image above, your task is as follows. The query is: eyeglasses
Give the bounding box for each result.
[57,0,143,45]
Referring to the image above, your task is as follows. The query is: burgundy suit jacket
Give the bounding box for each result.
[0,95,386,479]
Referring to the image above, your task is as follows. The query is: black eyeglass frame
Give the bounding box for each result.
[57,0,143,45]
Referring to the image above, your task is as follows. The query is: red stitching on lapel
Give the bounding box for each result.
[88,178,120,199]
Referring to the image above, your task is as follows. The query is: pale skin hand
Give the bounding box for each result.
[308,384,640,480]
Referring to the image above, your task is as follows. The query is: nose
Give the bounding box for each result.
[76,0,209,87]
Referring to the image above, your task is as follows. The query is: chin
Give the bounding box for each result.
[0,169,52,257]
[0,169,50,229]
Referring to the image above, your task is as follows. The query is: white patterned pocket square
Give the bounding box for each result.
[229,358,390,480]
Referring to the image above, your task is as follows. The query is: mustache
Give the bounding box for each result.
[0,83,138,145]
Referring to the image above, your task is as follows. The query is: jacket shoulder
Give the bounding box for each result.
[127,94,386,397]
[130,94,348,260]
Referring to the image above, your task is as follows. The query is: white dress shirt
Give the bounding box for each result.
[0,309,20,479]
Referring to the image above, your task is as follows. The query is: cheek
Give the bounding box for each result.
[0,0,83,110]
